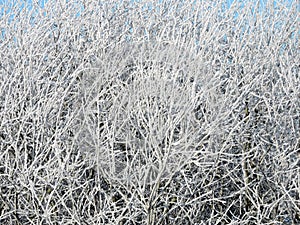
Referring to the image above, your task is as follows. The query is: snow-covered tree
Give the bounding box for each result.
[0,0,299,224]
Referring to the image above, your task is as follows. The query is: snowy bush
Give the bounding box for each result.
[0,0,299,224]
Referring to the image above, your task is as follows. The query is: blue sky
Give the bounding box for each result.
[1,0,297,20]
[0,0,298,42]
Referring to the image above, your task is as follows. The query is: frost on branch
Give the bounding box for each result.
[0,0,299,224]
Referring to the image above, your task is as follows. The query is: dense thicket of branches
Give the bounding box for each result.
[0,0,299,224]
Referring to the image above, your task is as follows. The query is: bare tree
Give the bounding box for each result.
[0,0,299,224]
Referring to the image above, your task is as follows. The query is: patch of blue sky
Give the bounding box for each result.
[38,0,47,8]
[0,0,45,23]
[0,0,85,20]
[1,0,298,45]
[75,2,84,17]
[141,1,153,12]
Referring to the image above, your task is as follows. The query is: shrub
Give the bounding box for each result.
[0,0,299,224]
